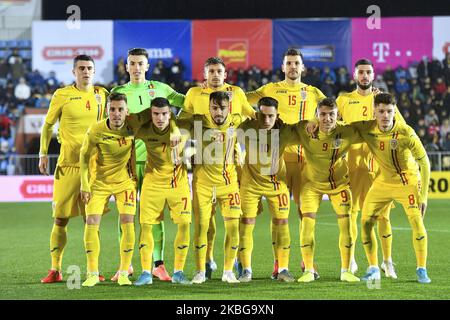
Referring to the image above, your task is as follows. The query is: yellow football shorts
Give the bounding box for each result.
[362,180,422,220]
[300,182,352,215]
[241,185,290,219]
[139,181,192,225]
[193,182,242,223]
[86,179,136,216]
[52,165,84,219]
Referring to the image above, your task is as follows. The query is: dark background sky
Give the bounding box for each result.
[42,0,450,20]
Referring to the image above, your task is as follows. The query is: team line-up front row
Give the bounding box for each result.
[38,50,431,288]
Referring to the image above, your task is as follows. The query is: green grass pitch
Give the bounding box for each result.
[0,200,449,300]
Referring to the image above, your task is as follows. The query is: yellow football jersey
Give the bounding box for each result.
[353,120,426,186]
[336,90,406,171]
[135,121,188,189]
[293,122,362,193]
[239,119,299,192]
[178,112,243,187]
[184,83,255,118]
[80,113,150,192]
[246,81,326,162]
[40,85,108,167]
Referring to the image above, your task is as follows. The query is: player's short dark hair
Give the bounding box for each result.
[209,91,230,105]
[354,58,373,68]
[127,48,149,59]
[204,57,226,69]
[257,97,278,109]
[73,55,94,68]
[151,97,170,109]
[374,93,396,106]
[108,92,127,104]
[317,97,337,110]
[283,47,304,62]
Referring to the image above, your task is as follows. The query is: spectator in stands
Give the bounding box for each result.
[28,70,46,92]
[151,59,167,82]
[168,57,184,88]
[444,86,450,114]
[424,109,440,126]
[45,71,59,91]
[0,58,8,89]
[411,79,425,102]
[236,68,246,88]
[226,69,237,85]
[440,119,450,142]
[430,57,444,82]
[383,65,396,89]
[395,77,410,94]
[425,132,441,152]
[320,66,336,84]
[373,74,388,92]
[248,65,262,84]
[421,77,432,96]
[398,92,411,112]
[441,132,450,151]
[408,61,418,80]
[428,119,440,138]
[9,52,25,83]
[336,66,350,91]
[115,57,128,84]
[395,65,410,81]
[433,77,447,98]
[14,77,31,103]
[417,56,430,80]
[261,69,271,85]
[443,53,450,86]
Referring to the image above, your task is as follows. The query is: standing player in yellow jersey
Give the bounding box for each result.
[237,97,300,283]
[79,93,151,287]
[353,93,431,284]
[292,98,360,283]
[336,59,404,277]
[184,57,255,279]
[38,55,108,283]
[246,48,325,278]
[178,91,244,284]
[133,98,192,286]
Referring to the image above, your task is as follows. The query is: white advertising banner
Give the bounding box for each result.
[433,16,450,60]
[0,176,54,202]
[32,20,113,84]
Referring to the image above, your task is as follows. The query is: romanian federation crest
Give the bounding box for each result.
[390,139,398,150]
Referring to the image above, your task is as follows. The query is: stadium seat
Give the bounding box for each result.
[17,40,31,48]
[6,40,18,48]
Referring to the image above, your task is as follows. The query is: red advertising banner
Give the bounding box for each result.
[192,19,272,81]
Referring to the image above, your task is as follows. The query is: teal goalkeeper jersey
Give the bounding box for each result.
[111,80,185,162]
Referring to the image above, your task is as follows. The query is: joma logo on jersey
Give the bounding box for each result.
[147,138,159,142]
[70,97,82,101]
[102,136,115,140]
[348,101,360,105]
[276,90,288,94]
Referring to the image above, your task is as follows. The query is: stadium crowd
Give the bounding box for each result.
[1,49,450,175]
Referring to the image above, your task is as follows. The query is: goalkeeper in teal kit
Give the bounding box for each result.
[110,48,185,283]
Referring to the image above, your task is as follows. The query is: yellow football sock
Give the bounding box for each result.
[275,223,291,270]
[408,214,428,268]
[174,223,190,271]
[206,215,216,262]
[300,217,315,270]
[223,218,239,271]
[377,217,393,261]
[350,210,358,261]
[139,223,153,271]
[361,217,378,266]
[119,222,135,271]
[270,220,277,263]
[84,224,100,273]
[337,216,352,270]
[50,224,67,271]
[194,220,209,271]
[239,221,255,269]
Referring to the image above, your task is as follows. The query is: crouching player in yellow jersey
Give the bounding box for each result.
[293,98,360,283]
[237,97,300,282]
[336,58,404,277]
[133,97,192,286]
[183,57,255,278]
[354,93,431,284]
[178,91,243,284]
[39,55,108,283]
[246,48,325,279]
[79,93,151,287]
